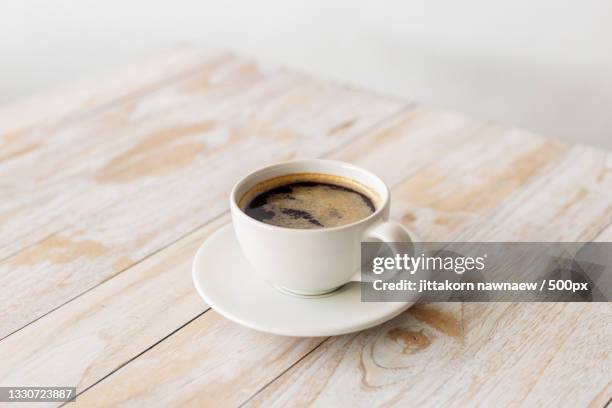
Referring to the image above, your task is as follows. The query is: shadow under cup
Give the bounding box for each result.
[230,159,391,296]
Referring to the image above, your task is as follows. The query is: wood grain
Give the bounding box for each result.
[0,46,224,162]
[1,106,495,404]
[0,59,405,338]
[0,216,226,392]
[0,106,473,401]
[247,145,612,408]
[74,109,611,407]
[1,46,610,408]
[0,52,267,259]
[246,303,610,408]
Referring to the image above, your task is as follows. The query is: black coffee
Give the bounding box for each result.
[240,174,377,229]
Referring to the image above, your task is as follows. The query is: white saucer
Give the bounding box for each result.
[192,224,415,337]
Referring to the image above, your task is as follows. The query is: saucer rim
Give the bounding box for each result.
[192,224,413,337]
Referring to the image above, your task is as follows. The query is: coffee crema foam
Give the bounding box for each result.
[239,173,379,229]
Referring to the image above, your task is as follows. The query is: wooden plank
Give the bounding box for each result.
[79,312,322,408]
[246,144,612,408]
[72,116,588,407]
[451,145,612,242]
[327,106,489,187]
[245,303,610,408]
[506,302,612,407]
[0,69,406,338]
[0,215,319,408]
[0,107,496,404]
[0,216,227,394]
[0,53,276,259]
[0,56,403,241]
[388,127,570,240]
[0,46,225,162]
[517,303,612,408]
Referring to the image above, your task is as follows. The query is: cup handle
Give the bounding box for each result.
[350,220,417,283]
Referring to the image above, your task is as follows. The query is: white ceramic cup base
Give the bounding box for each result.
[273,284,344,298]
[192,224,416,337]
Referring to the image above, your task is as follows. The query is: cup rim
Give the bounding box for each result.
[230,159,390,233]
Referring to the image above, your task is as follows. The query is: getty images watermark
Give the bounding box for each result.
[360,242,612,302]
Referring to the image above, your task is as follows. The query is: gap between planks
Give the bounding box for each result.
[57,309,212,408]
[0,211,228,342]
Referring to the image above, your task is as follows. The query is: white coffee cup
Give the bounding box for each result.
[230,159,415,296]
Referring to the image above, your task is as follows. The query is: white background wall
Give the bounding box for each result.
[2,1,611,147]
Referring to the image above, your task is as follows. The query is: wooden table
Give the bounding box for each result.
[1,46,611,407]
